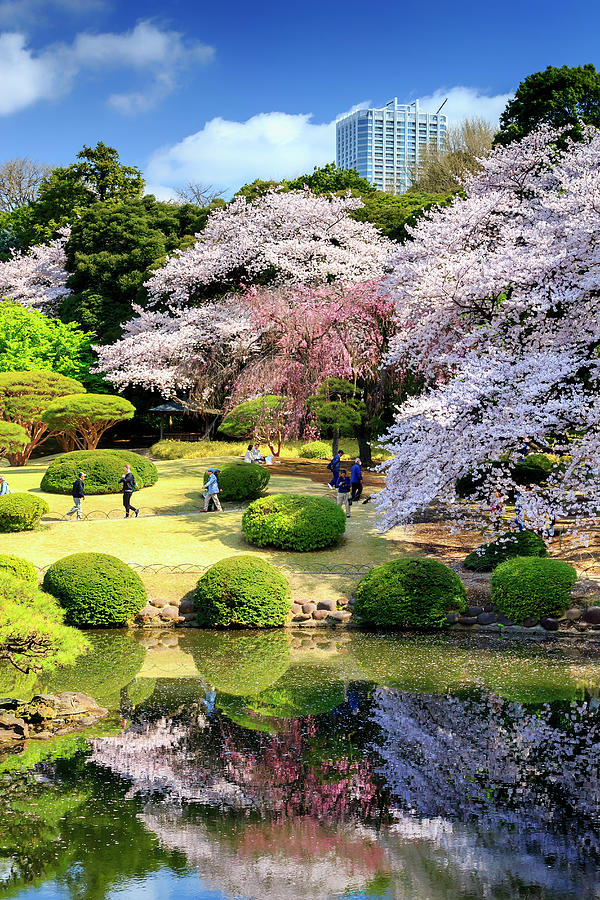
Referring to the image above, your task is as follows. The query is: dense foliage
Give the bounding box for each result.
[41,449,157,495]
[351,190,453,241]
[464,530,548,572]
[0,552,37,585]
[188,630,291,694]
[220,396,290,456]
[0,492,49,532]
[0,572,88,674]
[242,494,346,551]
[354,558,467,628]
[0,421,28,458]
[298,440,330,459]
[43,552,147,627]
[194,555,291,627]
[491,557,577,623]
[41,394,135,450]
[203,463,270,502]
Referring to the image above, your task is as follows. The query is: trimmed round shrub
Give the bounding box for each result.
[40,449,158,495]
[0,493,49,532]
[189,630,291,695]
[242,494,346,551]
[512,453,557,486]
[299,440,331,459]
[353,558,467,628]
[0,553,37,585]
[491,556,577,624]
[203,463,270,502]
[43,552,147,626]
[194,555,291,627]
[464,529,547,572]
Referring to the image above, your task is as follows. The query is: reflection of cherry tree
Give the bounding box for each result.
[372,688,600,861]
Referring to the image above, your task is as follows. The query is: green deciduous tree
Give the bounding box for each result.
[308,378,365,454]
[0,371,84,465]
[0,572,88,674]
[351,190,453,242]
[0,421,28,458]
[220,395,291,456]
[284,162,375,195]
[495,64,600,145]
[42,393,135,450]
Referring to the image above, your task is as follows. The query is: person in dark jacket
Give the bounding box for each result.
[350,458,363,502]
[119,464,139,518]
[327,450,343,489]
[336,469,352,518]
[66,471,86,520]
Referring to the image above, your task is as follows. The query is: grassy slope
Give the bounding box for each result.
[0,455,412,605]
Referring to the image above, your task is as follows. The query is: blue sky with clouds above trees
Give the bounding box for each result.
[0,0,598,196]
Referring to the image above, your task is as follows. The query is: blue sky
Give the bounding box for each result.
[0,0,598,196]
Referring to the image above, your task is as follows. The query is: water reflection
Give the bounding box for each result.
[1,630,600,899]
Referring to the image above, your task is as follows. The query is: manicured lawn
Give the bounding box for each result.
[0,455,413,605]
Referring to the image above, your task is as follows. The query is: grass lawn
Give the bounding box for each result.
[0,455,414,606]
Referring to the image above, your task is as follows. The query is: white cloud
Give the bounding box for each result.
[418,86,512,124]
[0,20,214,116]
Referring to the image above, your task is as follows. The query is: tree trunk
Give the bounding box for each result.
[332,427,339,456]
[354,422,372,468]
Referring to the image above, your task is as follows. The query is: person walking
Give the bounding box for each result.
[350,458,363,502]
[0,475,10,495]
[327,450,343,489]
[66,471,86,520]
[119,464,139,519]
[201,468,222,512]
[336,468,352,518]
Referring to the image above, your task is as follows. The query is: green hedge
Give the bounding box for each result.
[40,450,158,495]
[457,454,558,498]
[298,440,331,459]
[203,463,270,502]
[194,555,291,627]
[43,552,147,627]
[0,553,37,585]
[242,494,346,551]
[188,630,291,695]
[0,493,49,532]
[464,529,547,572]
[354,558,467,628]
[491,556,577,624]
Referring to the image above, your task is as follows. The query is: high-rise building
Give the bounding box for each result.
[336,98,447,194]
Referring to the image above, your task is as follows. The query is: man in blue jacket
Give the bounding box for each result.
[327,450,343,489]
[201,468,222,512]
[336,469,352,518]
[350,458,363,502]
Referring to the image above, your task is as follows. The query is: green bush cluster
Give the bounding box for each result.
[353,558,467,628]
[464,529,547,572]
[40,450,158,495]
[0,493,49,532]
[491,556,577,624]
[194,555,291,627]
[298,440,331,459]
[203,463,270,502]
[242,493,346,551]
[188,630,291,694]
[150,439,249,460]
[0,553,37,585]
[43,552,147,627]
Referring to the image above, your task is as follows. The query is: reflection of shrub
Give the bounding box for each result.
[242,494,345,551]
[464,530,547,572]
[491,556,577,624]
[41,450,157,495]
[0,552,37,585]
[0,493,49,532]
[203,463,270,502]
[194,556,291,627]
[40,632,145,708]
[43,552,147,627]
[299,441,330,459]
[249,664,345,717]
[189,630,291,695]
[354,558,467,628]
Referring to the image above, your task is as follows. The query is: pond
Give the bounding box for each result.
[1,629,600,899]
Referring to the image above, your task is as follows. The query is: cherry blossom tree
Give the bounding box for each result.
[378,125,600,534]
[145,189,393,307]
[0,227,70,311]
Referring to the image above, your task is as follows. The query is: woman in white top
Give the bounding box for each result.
[244,444,253,463]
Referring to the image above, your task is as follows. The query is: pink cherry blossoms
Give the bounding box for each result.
[0,227,70,311]
[378,126,600,534]
[145,188,394,306]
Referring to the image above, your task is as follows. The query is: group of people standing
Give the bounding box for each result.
[327,450,363,518]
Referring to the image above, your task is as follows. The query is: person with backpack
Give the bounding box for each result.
[336,468,352,518]
[327,450,343,489]
[66,471,86,520]
[119,464,139,518]
[201,468,222,512]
